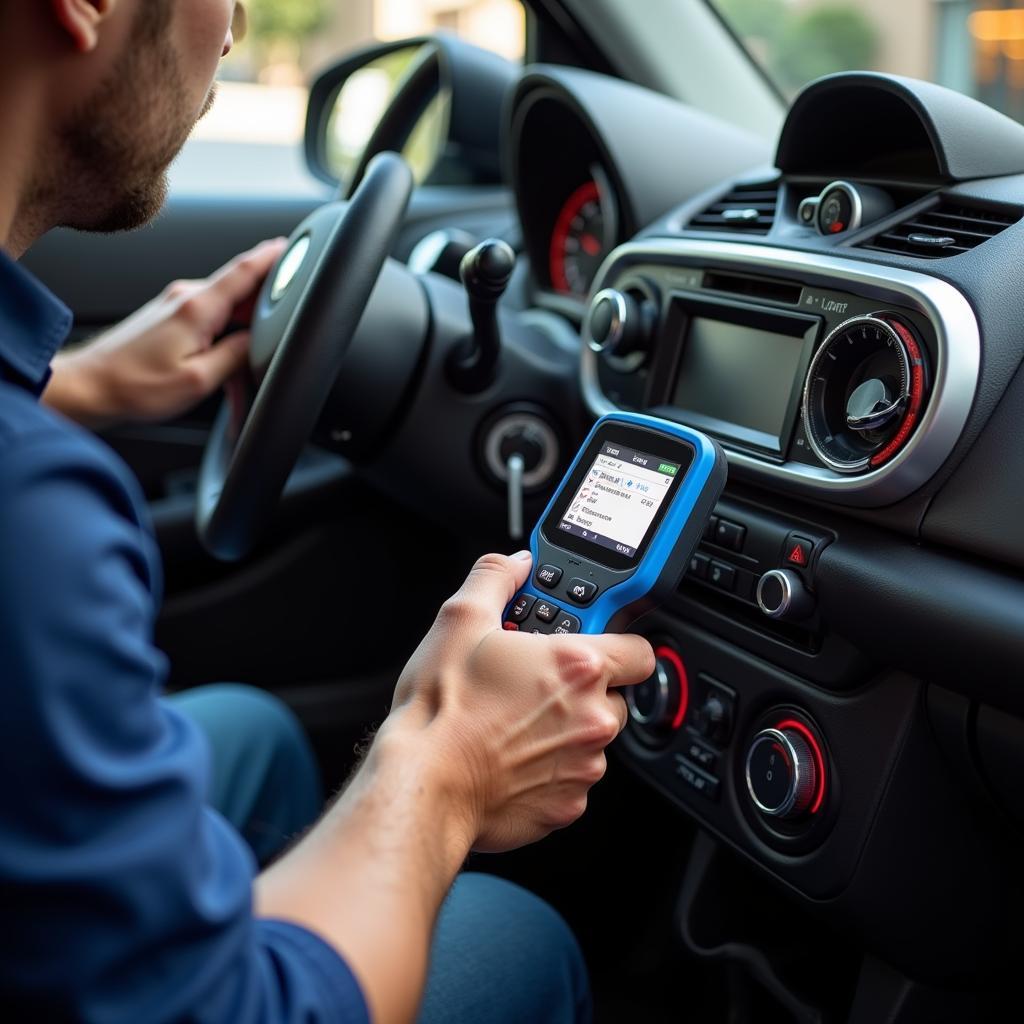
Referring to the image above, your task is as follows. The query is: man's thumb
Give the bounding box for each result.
[456,551,533,620]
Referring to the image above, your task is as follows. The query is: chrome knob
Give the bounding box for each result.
[745,727,817,819]
[756,569,815,622]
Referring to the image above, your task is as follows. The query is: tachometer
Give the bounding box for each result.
[549,170,617,298]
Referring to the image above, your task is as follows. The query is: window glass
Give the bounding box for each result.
[713,0,1024,125]
[172,0,525,197]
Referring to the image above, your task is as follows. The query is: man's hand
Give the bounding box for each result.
[43,238,287,428]
[255,552,654,1024]
[391,550,656,851]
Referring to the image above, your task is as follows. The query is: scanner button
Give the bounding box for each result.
[509,593,535,623]
[535,565,563,588]
[553,612,581,634]
[566,578,598,605]
[534,601,559,623]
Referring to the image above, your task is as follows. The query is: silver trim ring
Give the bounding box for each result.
[801,314,913,474]
[580,238,980,508]
[745,728,808,818]
[756,569,792,619]
[626,659,670,727]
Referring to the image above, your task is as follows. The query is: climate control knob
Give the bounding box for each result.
[745,726,818,819]
[626,645,688,740]
[587,288,651,364]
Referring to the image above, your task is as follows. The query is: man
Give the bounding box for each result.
[0,2,655,1022]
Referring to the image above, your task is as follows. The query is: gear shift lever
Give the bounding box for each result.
[448,238,516,392]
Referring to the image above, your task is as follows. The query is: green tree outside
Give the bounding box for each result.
[715,0,879,95]
[245,0,331,46]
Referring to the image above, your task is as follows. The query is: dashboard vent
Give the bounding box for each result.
[861,201,1021,258]
[689,181,779,235]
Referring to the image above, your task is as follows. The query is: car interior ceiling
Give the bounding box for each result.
[21,1,1024,1021]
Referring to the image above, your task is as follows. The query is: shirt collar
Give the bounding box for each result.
[0,247,73,395]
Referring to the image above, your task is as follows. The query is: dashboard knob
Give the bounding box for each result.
[692,693,731,745]
[756,569,815,621]
[745,727,817,819]
[626,645,687,740]
[587,288,649,361]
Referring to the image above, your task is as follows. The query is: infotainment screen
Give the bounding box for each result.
[671,311,818,453]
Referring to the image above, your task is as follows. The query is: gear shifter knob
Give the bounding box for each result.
[460,238,515,298]
[449,239,516,392]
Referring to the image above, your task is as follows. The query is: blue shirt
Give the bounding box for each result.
[0,250,369,1023]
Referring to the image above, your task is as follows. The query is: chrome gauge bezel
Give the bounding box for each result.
[581,239,980,507]
[801,314,913,474]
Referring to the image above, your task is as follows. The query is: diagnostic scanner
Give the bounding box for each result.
[504,412,727,635]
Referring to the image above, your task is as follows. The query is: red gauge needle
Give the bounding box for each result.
[581,234,602,256]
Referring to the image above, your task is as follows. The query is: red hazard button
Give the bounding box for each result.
[784,535,814,570]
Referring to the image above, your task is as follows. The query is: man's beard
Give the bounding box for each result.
[52,4,216,234]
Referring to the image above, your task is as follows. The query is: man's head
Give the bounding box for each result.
[0,1,238,251]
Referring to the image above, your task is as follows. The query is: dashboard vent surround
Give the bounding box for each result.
[861,201,1021,258]
[689,181,779,235]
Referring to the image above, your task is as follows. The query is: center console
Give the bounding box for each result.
[584,239,1008,986]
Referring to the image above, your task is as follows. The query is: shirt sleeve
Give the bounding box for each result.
[0,425,369,1024]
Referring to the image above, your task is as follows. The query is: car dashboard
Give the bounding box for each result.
[498,66,1024,996]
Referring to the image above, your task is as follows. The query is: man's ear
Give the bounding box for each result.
[51,0,117,53]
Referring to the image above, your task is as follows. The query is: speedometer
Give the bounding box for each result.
[549,170,618,298]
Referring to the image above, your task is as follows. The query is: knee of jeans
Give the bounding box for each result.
[200,684,317,783]
[444,874,589,1002]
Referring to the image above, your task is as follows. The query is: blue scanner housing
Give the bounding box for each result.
[505,412,727,636]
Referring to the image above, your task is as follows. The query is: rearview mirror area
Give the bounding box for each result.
[305,34,516,195]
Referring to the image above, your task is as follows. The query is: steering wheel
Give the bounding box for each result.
[196,152,414,561]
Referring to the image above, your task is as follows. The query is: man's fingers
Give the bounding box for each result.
[186,330,250,393]
[203,238,289,326]
[442,551,533,625]
[563,632,656,690]
[607,690,629,735]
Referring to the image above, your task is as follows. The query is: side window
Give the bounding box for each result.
[172,0,526,198]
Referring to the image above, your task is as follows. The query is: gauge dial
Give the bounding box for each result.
[802,314,928,473]
[549,174,616,298]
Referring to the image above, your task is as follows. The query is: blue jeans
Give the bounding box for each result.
[171,684,592,1024]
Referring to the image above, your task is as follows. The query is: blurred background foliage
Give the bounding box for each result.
[716,0,879,93]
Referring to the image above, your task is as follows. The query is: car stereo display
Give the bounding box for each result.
[669,303,819,455]
[557,441,681,559]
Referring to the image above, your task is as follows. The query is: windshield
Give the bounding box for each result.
[713,0,1024,124]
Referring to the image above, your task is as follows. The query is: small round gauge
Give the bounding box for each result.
[549,169,618,298]
[802,313,928,473]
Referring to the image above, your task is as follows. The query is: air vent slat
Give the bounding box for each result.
[687,180,779,236]
[858,200,1021,258]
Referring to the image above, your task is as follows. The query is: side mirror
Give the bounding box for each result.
[304,34,517,196]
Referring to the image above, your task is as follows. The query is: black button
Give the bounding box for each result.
[674,756,720,801]
[686,742,717,772]
[703,515,719,542]
[708,560,736,592]
[715,519,746,552]
[566,578,598,605]
[552,612,581,635]
[535,564,563,588]
[508,593,535,623]
[783,534,814,571]
[534,600,559,623]
[689,552,710,580]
